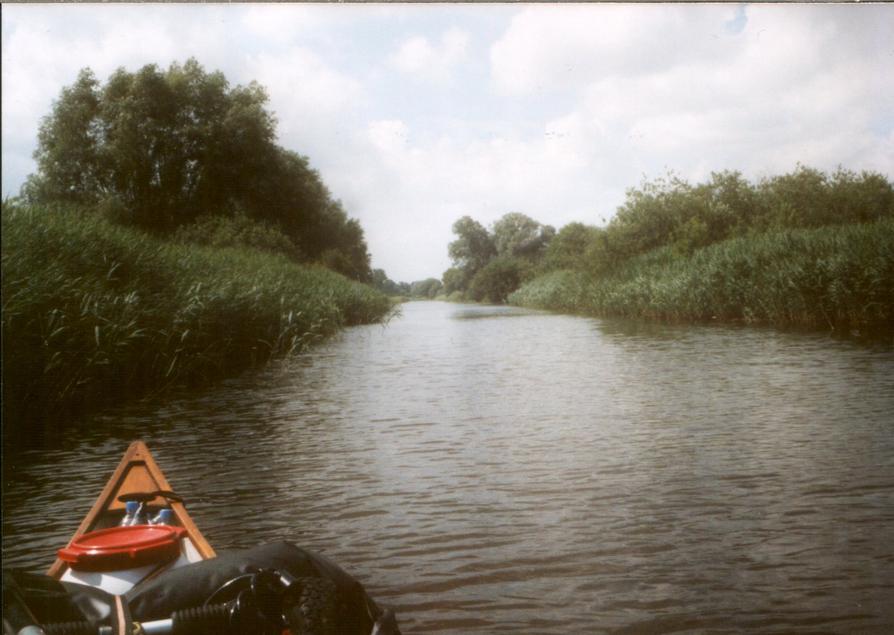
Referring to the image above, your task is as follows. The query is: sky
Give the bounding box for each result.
[2,4,892,282]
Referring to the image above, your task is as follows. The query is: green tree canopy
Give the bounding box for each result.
[24,59,372,280]
[409,278,443,298]
[543,222,602,271]
[441,267,465,295]
[592,167,894,270]
[492,212,555,259]
[468,256,529,304]
[448,216,496,276]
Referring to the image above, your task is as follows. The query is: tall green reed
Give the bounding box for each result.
[2,203,392,432]
[510,218,893,332]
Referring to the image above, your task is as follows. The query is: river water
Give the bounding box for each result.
[3,301,894,633]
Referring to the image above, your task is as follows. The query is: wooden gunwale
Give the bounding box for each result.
[48,440,216,578]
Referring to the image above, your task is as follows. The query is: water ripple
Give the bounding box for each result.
[4,302,894,633]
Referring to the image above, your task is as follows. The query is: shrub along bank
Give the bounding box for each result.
[2,203,392,434]
[510,218,894,332]
[441,168,893,317]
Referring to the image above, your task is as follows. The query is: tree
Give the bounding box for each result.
[372,269,403,296]
[172,213,302,260]
[409,278,443,298]
[25,69,103,204]
[445,213,556,299]
[468,256,528,304]
[448,216,496,276]
[755,166,893,230]
[441,267,465,295]
[24,59,372,280]
[492,212,554,259]
[543,222,601,271]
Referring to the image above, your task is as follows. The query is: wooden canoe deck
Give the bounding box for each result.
[48,441,216,578]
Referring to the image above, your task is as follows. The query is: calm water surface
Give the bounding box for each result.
[4,301,894,633]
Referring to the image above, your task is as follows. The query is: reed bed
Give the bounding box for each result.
[2,204,392,430]
[510,218,894,332]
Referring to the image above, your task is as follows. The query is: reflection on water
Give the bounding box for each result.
[4,301,894,633]
[450,305,538,320]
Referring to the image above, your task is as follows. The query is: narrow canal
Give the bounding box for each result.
[4,301,894,633]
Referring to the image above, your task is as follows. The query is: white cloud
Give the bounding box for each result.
[368,119,410,154]
[490,5,741,96]
[390,37,433,74]
[241,5,323,44]
[247,47,364,134]
[389,28,470,83]
[490,4,894,184]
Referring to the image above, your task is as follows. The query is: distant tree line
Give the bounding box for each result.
[444,167,893,304]
[22,59,373,281]
[372,269,442,299]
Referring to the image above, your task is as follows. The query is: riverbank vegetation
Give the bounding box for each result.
[2,203,392,435]
[510,219,893,330]
[372,270,443,300]
[22,59,374,281]
[3,59,394,435]
[443,167,893,332]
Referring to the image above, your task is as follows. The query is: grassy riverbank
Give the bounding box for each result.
[2,204,392,433]
[510,218,894,332]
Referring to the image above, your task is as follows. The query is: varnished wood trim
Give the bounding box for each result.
[48,441,216,578]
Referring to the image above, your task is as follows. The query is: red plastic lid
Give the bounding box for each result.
[58,525,187,572]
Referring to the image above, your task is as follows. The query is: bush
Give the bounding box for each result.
[468,256,531,304]
[173,213,301,260]
[562,168,894,277]
[511,218,894,332]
